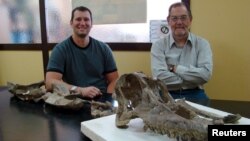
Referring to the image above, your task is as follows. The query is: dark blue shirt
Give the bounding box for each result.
[47,36,117,92]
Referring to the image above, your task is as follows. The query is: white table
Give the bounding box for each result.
[81,101,250,141]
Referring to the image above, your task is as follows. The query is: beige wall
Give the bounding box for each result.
[0,51,44,85]
[191,0,250,101]
[0,51,150,85]
[114,51,151,76]
[0,0,249,101]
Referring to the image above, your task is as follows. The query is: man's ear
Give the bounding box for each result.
[189,16,193,22]
[166,16,170,23]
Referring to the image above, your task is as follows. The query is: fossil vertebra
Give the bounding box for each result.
[114,72,241,141]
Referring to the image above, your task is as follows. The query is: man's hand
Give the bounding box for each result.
[79,86,102,99]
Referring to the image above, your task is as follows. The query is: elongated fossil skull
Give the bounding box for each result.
[114,72,241,141]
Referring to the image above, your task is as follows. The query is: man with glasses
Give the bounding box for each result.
[150,2,213,106]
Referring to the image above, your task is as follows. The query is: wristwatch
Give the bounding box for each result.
[70,86,78,91]
[168,64,175,72]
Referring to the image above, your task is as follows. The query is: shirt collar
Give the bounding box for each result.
[170,32,193,48]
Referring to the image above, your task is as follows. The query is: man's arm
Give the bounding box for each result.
[151,41,182,85]
[45,71,102,98]
[105,71,119,94]
[174,40,213,84]
[45,71,71,92]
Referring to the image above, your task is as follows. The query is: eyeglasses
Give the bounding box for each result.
[170,15,189,22]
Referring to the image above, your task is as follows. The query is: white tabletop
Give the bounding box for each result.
[81,101,250,141]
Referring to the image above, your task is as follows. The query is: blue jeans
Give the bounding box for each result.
[95,92,114,104]
[169,89,210,106]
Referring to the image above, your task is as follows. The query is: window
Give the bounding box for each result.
[45,0,181,43]
[0,0,41,43]
[0,0,183,44]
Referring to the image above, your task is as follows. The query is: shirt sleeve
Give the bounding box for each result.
[175,39,213,84]
[103,44,117,74]
[46,45,65,74]
[150,39,183,85]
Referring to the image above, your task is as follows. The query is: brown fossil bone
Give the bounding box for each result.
[7,80,45,101]
[42,83,86,110]
[43,83,116,116]
[114,72,241,141]
[91,101,117,118]
[7,81,115,117]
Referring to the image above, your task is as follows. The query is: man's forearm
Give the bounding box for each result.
[45,79,72,92]
[175,65,212,84]
[107,80,116,94]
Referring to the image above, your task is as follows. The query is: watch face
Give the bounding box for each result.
[71,86,77,91]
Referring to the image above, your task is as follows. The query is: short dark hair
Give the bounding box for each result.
[168,2,192,19]
[70,6,92,21]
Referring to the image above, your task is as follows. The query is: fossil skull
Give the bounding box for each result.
[114,72,241,141]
